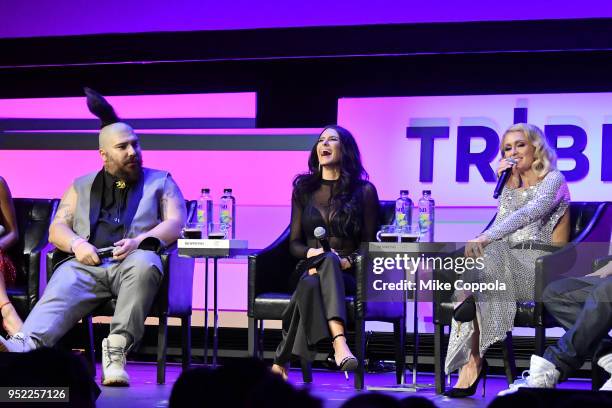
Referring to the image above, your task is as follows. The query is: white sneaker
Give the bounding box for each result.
[498,355,560,396]
[597,353,612,391]
[0,333,36,353]
[101,334,130,386]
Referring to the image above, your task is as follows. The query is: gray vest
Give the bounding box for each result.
[72,168,169,240]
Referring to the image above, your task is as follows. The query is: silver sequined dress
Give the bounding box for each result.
[445,169,570,373]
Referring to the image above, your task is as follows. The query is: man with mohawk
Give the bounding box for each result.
[0,88,186,387]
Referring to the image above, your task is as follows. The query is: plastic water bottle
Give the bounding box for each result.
[197,188,213,237]
[219,188,236,239]
[394,190,413,230]
[418,190,435,242]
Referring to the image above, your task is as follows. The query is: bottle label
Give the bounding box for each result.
[395,211,407,227]
[220,210,232,224]
[220,203,233,225]
[197,209,206,224]
[419,212,430,231]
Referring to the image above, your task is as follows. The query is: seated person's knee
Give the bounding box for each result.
[296,275,319,294]
[592,278,612,300]
[542,280,564,304]
[321,251,340,265]
[124,250,162,275]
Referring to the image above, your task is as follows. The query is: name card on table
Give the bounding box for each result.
[178,239,249,257]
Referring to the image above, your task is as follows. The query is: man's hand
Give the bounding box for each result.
[586,261,612,279]
[112,238,141,261]
[465,235,490,258]
[74,241,101,266]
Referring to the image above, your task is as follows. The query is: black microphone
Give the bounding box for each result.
[493,158,517,199]
[314,226,331,252]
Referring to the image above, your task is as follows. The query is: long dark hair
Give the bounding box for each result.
[293,125,369,236]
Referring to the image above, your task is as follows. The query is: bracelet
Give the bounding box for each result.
[70,237,86,253]
[346,252,359,266]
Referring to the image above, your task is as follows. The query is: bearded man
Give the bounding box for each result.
[0,88,186,387]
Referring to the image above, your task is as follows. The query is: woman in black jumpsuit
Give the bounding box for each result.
[271,125,379,380]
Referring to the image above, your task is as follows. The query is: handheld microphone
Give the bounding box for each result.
[493,157,517,199]
[314,226,331,252]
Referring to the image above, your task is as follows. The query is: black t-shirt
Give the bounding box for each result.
[89,171,131,248]
[289,179,380,259]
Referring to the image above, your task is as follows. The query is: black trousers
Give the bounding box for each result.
[273,252,356,365]
[543,276,612,381]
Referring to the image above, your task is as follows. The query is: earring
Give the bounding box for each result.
[318,163,322,173]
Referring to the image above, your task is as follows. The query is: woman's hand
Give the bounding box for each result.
[339,257,352,270]
[496,158,516,178]
[465,235,490,259]
[307,247,325,258]
[330,249,351,270]
[306,247,325,275]
[497,157,521,189]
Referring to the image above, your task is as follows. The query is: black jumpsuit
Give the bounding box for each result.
[273,179,379,364]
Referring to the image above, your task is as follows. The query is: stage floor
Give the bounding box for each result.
[95,362,594,408]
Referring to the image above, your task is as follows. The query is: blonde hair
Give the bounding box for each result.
[500,123,557,179]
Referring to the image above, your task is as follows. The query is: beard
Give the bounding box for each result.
[106,155,143,183]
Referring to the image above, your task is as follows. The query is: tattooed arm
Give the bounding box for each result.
[113,175,186,260]
[49,184,101,265]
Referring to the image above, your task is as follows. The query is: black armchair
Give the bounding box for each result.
[45,200,197,384]
[433,201,612,394]
[6,198,58,321]
[248,200,406,389]
[591,255,612,391]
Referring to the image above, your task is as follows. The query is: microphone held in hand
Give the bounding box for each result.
[493,157,517,199]
[314,226,331,252]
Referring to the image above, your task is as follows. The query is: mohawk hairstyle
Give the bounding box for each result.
[84,87,120,128]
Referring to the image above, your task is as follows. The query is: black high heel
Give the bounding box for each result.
[453,295,476,335]
[444,359,488,398]
[332,333,358,380]
[453,295,476,322]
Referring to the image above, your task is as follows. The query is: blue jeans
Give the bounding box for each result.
[543,276,612,381]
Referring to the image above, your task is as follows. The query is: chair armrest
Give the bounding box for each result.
[534,241,610,325]
[248,227,296,316]
[12,237,51,311]
[162,246,194,317]
[354,252,407,322]
[353,254,366,320]
[535,241,611,292]
[534,245,577,296]
[572,202,611,244]
[432,246,467,323]
[45,250,54,280]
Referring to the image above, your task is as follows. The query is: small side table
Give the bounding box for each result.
[178,239,251,367]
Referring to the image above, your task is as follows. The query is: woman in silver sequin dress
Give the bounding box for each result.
[444,123,571,397]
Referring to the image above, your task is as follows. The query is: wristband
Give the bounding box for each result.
[346,252,359,266]
[70,237,86,253]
